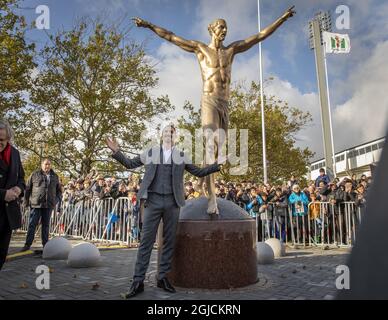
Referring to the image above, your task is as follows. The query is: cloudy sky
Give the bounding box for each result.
[20,0,388,160]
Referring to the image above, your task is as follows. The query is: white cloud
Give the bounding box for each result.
[151,42,202,115]
[333,40,388,150]
[264,77,322,156]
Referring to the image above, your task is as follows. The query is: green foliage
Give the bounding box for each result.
[21,152,40,180]
[16,19,172,177]
[178,81,314,183]
[0,0,35,117]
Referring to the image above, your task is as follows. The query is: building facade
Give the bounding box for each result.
[309,137,385,180]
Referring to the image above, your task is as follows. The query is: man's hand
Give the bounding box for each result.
[283,5,296,20]
[132,17,152,28]
[5,189,18,202]
[106,137,120,153]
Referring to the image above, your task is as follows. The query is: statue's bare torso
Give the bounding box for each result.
[197,44,233,100]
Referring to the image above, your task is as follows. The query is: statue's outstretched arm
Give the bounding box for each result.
[229,6,295,55]
[133,17,200,53]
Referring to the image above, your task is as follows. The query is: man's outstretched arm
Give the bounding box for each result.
[106,137,144,170]
[112,151,143,170]
[185,163,222,178]
[133,17,200,53]
[230,6,295,55]
[184,154,227,177]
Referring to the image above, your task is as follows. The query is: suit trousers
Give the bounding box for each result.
[0,209,12,270]
[133,192,180,282]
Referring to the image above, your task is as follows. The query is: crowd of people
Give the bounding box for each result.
[60,167,372,216]
[184,168,371,214]
[60,170,140,205]
[184,168,371,242]
[55,167,372,244]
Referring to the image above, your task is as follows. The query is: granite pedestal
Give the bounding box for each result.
[167,197,257,289]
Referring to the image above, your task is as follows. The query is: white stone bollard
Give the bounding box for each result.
[67,243,101,268]
[256,242,275,264]
[42,237,72,260]
[265,238,286,258]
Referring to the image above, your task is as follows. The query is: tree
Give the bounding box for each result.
[16,20,172,177]
[0,0,35,118]
[178,81,314,184]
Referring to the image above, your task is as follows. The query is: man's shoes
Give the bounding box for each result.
[20,246,30,252]
[157,277,176,293]
[120,281,144,299]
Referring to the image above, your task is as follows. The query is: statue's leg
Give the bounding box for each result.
[205,168,218,214]
[201,97,227,215]
[203,123,219,215]
[195,176,208,197]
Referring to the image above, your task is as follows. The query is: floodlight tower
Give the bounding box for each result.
[309,11,336,178]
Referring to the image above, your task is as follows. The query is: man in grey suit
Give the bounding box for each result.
[106,124,224,298]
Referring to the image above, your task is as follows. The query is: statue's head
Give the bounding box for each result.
[208,19,227,41]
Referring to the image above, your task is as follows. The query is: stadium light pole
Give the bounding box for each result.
[309,11,336,179]
[258,0,268,184]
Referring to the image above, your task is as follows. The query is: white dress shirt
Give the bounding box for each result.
[162,145,173,164]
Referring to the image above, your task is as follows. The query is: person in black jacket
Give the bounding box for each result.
[0,120,25,270]
[270,188,288,241]
[225,183,236,202]
[21,159,62,251]
[342,181,356,202]
[235,186,251,210]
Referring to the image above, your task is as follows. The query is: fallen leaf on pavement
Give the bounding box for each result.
[92,282,100,290]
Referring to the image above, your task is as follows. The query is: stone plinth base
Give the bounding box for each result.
[168,197,257,289]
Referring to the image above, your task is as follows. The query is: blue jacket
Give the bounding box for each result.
[315,174,330,187]
[246,195,263,217]
[288,192,309,217]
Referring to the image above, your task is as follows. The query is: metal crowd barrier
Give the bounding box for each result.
[20,197,140,247]
[255,201,363,248]
[254,207,288,245]
[20,198,362,248]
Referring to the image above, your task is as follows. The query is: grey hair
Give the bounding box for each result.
[0,119,14,141]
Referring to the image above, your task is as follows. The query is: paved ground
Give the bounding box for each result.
[0,233,351,300]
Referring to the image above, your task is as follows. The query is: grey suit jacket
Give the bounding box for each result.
[112,145,221,207]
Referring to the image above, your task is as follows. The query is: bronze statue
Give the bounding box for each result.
[133,6,295,214]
